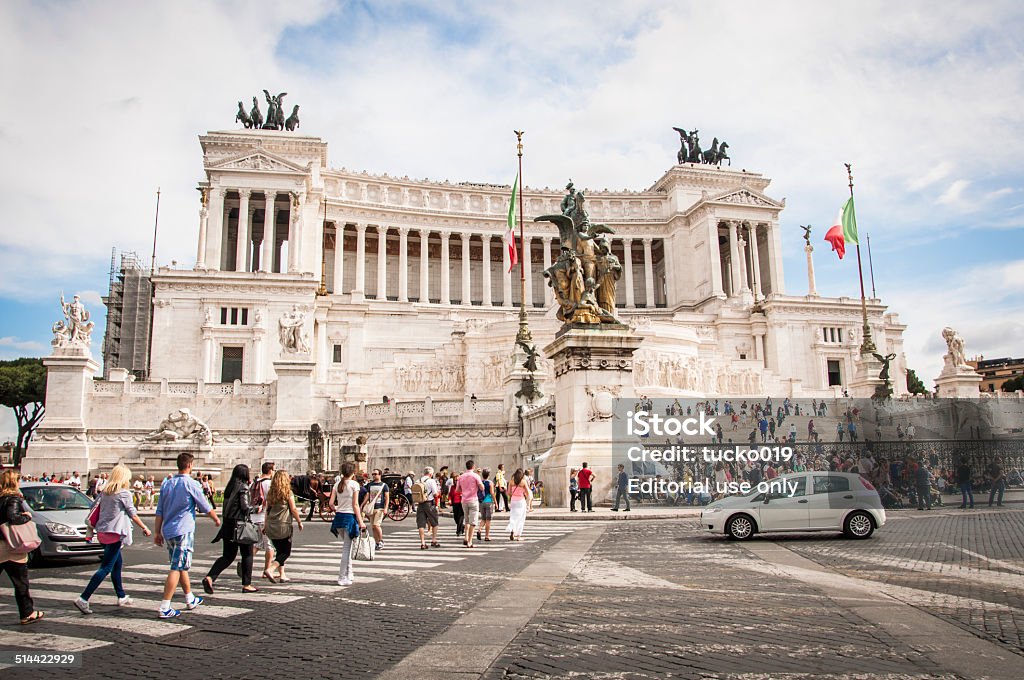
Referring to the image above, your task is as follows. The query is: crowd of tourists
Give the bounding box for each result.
[0,452,538,623]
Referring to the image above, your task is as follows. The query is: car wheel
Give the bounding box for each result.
[844,511,875,539]
[726,514,756,540]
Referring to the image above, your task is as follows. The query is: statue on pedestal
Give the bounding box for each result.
[279,305,310,354]
[249,96,264,129]
[536,183,621,330]
[235,101,253,128]
[801,225,812,246]
[942,327,968,370]
[144,408,212,446]
[52,293,95,349]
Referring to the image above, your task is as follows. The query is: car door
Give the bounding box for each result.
[808,474,855,529]
[757,475,809,531]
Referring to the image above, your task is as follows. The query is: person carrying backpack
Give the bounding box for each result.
[414,467,440,549]
[249,462,276,582]
[478,468,495,541]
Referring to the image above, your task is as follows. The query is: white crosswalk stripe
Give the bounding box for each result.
[0,521,575,655]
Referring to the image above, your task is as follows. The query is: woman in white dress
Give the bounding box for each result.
[505,468,532,541]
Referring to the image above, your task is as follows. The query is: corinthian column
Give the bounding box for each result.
[235,190,250,272]
[206,188,225,270]
[623,238,635,308]
[195,188,209,269]
[419,229,430,302]
[354,224,367,296]
[398,227,409,302]
[333,224,345,294]
[440,231,451,305]
[748,223,763,300]
[461,233,471,305]
[728,220,741,296]
[261,192,276,273]
[376,225,388,300]
[482,234,493,306]
[642,237,655,307]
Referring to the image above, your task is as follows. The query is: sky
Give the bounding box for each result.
[2,0,1023,438]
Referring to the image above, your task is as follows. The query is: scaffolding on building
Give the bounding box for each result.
[101,248,152,380]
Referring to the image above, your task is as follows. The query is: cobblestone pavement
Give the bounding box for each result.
[4,511,1024,678]
[780,507,1024,654]
[0,517,573,679]
[481,512,1024,675]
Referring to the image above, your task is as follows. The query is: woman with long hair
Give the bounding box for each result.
[504,468,532,541]
[264,470,303,583]
[75,464,152,614]
[202,464,256,594]
[449,472,464,537]
[0,470,42,624]
[329,461,365,587]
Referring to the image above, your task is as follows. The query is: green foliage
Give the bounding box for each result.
[1002,375,1024,393]
[0,358,47,465]
[906,368,927,395]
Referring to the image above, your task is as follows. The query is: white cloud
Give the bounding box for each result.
[0,336,46,354]
[2,0,1023,388]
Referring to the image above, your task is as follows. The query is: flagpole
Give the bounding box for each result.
[845,163,876,355]
[866,232,876,299]
[515,130,532,344]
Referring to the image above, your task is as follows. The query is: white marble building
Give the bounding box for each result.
[24,128,909,479]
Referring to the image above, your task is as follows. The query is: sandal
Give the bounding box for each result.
[431,541,441,548]
[202,577,214,594]
[262,571,278,583]
[20,610,44,625]
[420,544,429,550]
[241,585,259,593]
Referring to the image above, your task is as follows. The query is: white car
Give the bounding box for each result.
[700,472,886,540]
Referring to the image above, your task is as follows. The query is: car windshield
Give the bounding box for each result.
[22,487,93,511]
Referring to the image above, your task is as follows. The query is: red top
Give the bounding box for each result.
[450,483,462,504]
[578,468,594,489]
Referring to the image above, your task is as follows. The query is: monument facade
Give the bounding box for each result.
[24,125,913,481]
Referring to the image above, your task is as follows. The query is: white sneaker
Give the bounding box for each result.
[118,596,134,607]
[336,579,352,586]
[74,597,92,615]
[186,595,203,610]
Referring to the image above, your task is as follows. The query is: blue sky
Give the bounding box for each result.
[2,0,1023,437]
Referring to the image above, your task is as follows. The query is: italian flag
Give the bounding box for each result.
[824,197,859,260]
[506,172,519,272]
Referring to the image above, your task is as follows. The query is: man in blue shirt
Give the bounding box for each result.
[153,452,220,619]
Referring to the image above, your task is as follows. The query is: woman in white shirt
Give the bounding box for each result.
[329,462,365,587]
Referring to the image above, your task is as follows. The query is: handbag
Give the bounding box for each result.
[1,520,42,554]
[351,530,375,561]
[226,487,259,545]
[233,518,260,545]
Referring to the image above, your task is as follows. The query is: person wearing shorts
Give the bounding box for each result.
[153,452,219,619]
[478,468,495,541]
[416,467,440,549]
[359,469,389,551]
[456,460,484,548]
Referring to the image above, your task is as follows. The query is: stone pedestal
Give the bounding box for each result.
[935,367,982,398]
[538,327,642,508]
[264,357,315,472]
[848,352,884,398]
[21,351,99,477]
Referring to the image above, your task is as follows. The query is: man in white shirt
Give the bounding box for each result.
[69,471,82,488]
[416,467,440,549]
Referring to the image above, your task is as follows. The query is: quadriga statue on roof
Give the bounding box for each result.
[535,182,622,330]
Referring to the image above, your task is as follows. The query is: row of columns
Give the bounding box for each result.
[331,225,663,308]
[195,188,297,273]
[723,220,773,300]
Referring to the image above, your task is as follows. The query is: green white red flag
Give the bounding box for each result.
[506,172,519,272]
[824,197,858,259]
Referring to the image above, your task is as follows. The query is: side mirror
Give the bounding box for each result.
[762,496,770,504]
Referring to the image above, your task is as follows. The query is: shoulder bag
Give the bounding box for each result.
[351,528,375,561]
[1,498,41,554]
[227,488,260,545]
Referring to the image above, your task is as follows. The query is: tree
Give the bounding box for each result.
[0,358,46,467]
[1002,375,1024,393]
[906,368,927,395]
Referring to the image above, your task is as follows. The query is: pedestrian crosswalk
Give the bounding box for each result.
[0,520,576,659]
